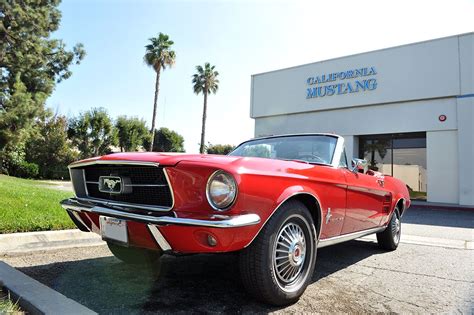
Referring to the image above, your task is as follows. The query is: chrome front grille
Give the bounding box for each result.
[69,162,173,211]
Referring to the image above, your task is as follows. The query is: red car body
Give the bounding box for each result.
[61,134,410,304]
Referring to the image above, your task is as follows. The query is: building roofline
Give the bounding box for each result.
[251,32,474,77]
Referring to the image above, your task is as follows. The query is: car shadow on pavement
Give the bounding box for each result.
[17,240,385,314]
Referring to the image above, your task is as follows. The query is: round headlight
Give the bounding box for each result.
[206,170,237,211]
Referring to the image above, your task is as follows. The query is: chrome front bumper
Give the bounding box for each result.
[60,198,261,228]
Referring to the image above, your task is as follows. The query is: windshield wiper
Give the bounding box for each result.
[282,159,310,164]
[281,159,330,166]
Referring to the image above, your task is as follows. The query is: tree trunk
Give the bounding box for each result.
[149,67,161,151]
[199,90,208,154]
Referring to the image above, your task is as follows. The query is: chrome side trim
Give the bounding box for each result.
[147,224,172,251]
[60,199,261,228]
[69,160,160,169]
[318,226,385,248]
[244,192,324,248]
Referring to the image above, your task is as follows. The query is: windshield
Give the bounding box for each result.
[229,135,338,165]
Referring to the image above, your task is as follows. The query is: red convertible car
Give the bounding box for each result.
[61,133,410,305]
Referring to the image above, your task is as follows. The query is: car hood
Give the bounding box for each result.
[70,152,245,167]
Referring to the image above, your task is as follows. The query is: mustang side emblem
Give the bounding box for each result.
[99,176,122,194]
[325,207,332,224]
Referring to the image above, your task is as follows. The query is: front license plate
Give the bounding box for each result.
[99,216,128,244]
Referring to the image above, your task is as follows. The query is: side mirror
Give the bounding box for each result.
[351,158,368,174]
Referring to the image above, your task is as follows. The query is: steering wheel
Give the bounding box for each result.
[298,154,326,164]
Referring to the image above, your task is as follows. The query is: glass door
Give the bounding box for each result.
[359,132,427,200]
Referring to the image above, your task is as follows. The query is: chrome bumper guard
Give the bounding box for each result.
[60,198,261,228]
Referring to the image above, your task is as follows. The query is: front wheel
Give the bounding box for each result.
[107,242,162,265]
[376,207,401,251]
[239,200,317,306]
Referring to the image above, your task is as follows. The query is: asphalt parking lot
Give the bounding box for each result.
[3,208,473,314]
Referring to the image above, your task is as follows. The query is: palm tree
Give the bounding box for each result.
[144,33,176,151]
[192,63,219,153]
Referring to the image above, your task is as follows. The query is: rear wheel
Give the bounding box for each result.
[107,242,162,265]
[376,207,401,251]
[239,200,317,306]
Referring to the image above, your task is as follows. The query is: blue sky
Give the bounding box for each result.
[48,0,474,153]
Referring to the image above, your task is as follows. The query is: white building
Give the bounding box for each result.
[250,33,473,206]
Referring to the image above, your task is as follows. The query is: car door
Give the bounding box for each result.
[341,165,390,234]
[313,165,347,240]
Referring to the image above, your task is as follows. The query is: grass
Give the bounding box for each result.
[0,291,23,314]
[409,190,427,200]
[0,174,75,234]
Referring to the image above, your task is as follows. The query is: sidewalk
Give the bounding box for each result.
[411,200,474,211]
[0,229,104,255]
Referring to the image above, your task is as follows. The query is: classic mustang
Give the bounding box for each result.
[61,134,410,305]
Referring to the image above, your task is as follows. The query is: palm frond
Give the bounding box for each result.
[143,33,176,72]
[192,63,220,95]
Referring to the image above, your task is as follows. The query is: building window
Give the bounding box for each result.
[359,132,427,200]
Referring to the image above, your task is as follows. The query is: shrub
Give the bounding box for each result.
[0,148,39,178]
[13,161,39,178]
[206,143,235,155]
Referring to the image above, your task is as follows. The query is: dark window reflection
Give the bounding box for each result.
[359,133,427,200]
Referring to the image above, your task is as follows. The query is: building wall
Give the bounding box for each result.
[250,33,473,205]
[457,97,474,205]
[427,131,459,204]
[254,98,457,138]
[251,35,470,119]
[457,33,474,205]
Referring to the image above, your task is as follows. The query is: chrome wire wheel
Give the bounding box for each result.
[392,213,401,244]
[239,200,317,305]
[274,222,307,283]
[272,214,313,292]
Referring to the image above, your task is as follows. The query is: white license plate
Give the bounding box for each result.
[100,216,128,244]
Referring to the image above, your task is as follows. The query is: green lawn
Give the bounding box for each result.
[0,175,75,233]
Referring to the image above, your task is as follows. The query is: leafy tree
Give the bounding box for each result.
[0,75,45,150]
[0,1,85,93]
[1,0,85,101]
[25,110,78,179]
[144,33,176,151]
[68,108,117,158]
[146,127,185,153]
[192,63,219,154]
[364,139,390,171]
[0,0,85,161]
[206,143,235,155]
[115,116,150,152]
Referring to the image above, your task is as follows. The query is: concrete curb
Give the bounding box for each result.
[0,261,97,315]
[0,229,105,256]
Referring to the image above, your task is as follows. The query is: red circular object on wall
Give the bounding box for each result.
[439,115,447,122]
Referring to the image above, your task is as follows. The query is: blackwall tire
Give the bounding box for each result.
[239,200,317,306]
[376,207,401,251]
[107,242,162,265]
